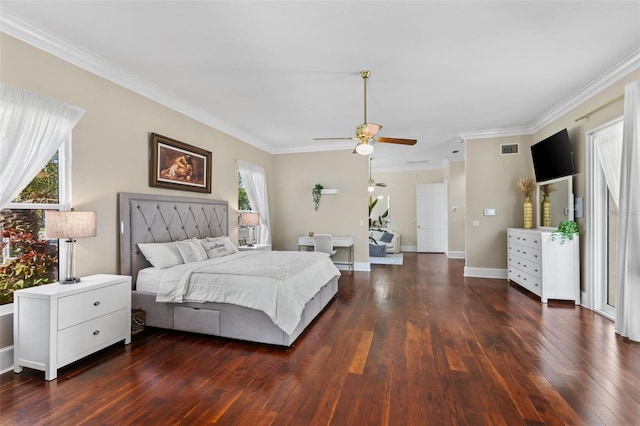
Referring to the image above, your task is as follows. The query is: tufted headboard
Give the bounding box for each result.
[118,192,228,286]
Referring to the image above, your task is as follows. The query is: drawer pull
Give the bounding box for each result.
[534,284,539,287]
[93,301,101,306]
[93,330,100,336]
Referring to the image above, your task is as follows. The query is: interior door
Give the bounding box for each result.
[416,183,446,252]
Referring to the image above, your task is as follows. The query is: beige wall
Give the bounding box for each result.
[1,33,273,278]
[446,161,466,254]
[271,151,369,265]
[465,134,533,269]
[370,168,444,248]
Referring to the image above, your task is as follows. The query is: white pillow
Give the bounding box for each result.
[200,236,238,258]
[137,241,184,269]
[176,238,208,263]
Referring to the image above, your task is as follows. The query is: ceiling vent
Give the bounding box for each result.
[500,143,519,155]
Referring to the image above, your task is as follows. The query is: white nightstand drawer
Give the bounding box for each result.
[58,309,127,365]
[58,281,129,329]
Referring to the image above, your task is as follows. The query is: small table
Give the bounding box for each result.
[238,244,272,251]
[298,236,354,271]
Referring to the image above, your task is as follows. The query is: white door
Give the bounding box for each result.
[416,183,446,252]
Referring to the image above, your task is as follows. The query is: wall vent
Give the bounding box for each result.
[500,143,519,155]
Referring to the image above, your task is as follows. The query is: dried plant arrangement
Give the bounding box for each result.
[516,177,535,197]
[540,183,557,196]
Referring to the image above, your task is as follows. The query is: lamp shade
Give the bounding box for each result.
[45,211,97,239]
[240,212,260,227]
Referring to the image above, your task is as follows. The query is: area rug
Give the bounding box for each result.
[370,253,404,265]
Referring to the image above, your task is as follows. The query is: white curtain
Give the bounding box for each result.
[237,160,271,244]
[0,83,85,209]
[594,120,623,207]
[615,80,640,342]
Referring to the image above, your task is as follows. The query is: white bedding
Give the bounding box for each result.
[152,250,340,334]
[136,267,164,292]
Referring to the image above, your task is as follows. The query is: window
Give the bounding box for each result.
[238,173,252,245]
[0,145,69,305]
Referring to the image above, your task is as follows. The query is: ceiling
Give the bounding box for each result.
[2,1,639,171]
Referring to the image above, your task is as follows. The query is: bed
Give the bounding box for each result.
[118,192,340,346]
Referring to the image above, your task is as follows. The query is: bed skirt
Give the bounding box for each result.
[131,275,338,347]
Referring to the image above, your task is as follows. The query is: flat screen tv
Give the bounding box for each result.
[531,128,575,182]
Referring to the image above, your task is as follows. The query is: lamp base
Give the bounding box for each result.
[61,277,81,284]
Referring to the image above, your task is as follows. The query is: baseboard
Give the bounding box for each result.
[463,267,508,279]
[336,262,370,272]
[447,251,466,259]
[401,245,417,252]
[0,346,13,375]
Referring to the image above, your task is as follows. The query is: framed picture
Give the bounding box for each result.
[149,133,212,193]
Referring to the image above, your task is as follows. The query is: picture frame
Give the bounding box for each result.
[149,133,212,193]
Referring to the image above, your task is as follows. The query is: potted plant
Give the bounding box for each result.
[312,184,323,211]
[551,220,579,244]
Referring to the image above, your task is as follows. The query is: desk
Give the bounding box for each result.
[298,236,354,271]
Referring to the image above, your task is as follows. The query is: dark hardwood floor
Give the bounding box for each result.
[2,253,639,425]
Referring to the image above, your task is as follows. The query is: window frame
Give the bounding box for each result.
[2,137,72,294]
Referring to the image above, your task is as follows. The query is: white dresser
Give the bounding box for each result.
[507,228,580,303]
[13,274,132,380]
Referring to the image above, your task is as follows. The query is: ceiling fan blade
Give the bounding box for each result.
[376,183,388,187]
[375,137,417,145]
[313,137,356,141]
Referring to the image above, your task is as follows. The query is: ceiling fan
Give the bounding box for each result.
[314,70,417,155]
[368,158,387,192]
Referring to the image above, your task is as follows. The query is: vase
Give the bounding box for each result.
[523,195,533,229]
[542,194,551,227]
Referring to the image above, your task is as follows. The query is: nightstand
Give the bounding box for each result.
[237,244,272,251]
[13,274,132,380]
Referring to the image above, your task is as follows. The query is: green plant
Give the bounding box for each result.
[551,220,579,244]
[0,229,58,304]
[312,184,323,211]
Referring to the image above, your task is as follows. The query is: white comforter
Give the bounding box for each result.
[155,250,340,334]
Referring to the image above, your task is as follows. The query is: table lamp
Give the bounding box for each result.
[240,212,260,247]
[45,210,97,284]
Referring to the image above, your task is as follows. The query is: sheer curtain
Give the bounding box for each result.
[615,80,640,342]
[237,160,271,244]
[0,83,85,209]
[595,120,623,207]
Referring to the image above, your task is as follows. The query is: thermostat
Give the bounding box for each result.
[483,208,496,216]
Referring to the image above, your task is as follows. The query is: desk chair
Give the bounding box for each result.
[313,234,337,257]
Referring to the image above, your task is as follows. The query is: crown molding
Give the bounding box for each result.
[0,8,272,154]
[461,126,533,141]
[531,47,640,133]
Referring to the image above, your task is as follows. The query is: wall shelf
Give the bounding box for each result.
[320,189,338,195]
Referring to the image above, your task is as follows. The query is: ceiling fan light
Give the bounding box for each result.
[368,185,375,192]
[355,143,374,155]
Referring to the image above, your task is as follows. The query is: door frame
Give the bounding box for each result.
[586,118,622,319]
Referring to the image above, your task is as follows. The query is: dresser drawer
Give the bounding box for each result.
[58,309,127,365]
[58,281,129,330]
[508,230,541,250]
[508,244,542,265]
[508,266,542,296]
[508,253,542,278]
